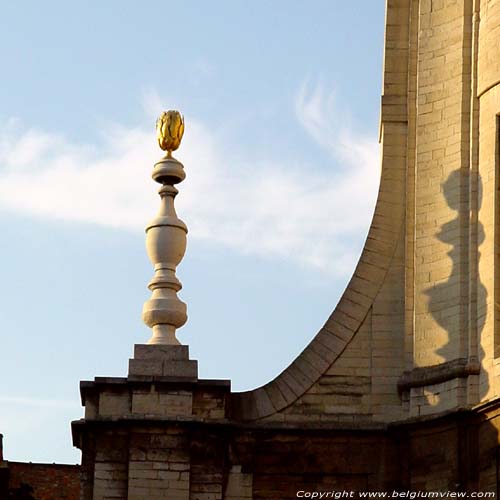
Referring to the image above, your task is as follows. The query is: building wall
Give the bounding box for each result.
[230,0,500,425]
[5,461,80,500]
[477,0,500,404]
[0,434,80,500]
[74,392,500,498]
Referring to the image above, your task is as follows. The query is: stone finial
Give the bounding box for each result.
[142,111,188,345]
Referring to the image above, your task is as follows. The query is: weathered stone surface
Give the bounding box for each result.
[134,344,190,361]
[128,358,163,376]
[129,344,198,378]
[162,359,198,378]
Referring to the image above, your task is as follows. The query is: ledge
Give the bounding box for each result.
[79,376,231,406]
[397,358,481,393]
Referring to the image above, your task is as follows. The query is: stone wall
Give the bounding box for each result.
[73,388,500,498]
[0,434,80,500]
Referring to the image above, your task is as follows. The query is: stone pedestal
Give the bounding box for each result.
[129,344,198,380]
[72,344,231,500]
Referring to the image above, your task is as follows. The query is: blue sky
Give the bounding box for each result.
[0,1,385,463]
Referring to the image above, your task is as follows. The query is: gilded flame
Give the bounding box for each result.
[156,110,185,156]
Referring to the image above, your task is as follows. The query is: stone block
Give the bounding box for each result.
[131,391,160,415]
[128,359,163,376]
[263,382,288,410]
[274,375,299,401]
[134,344,190,361]
[98,391,130,417]
[162,359,198,378]
[251,387,275,415]
[84,394,98,419]
[128,356,198,378]
[159,391,193,416]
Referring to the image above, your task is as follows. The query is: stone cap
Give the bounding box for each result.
[128,344,198,378]
[79,377,231,406]
[134,344,190,360]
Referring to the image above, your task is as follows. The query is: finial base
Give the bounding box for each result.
[129,343,198,378]
[147,324,181,345]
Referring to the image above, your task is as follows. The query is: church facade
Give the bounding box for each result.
[72,0,500,497]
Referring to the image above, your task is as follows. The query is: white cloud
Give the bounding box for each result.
[295,80,379,172]
[0,83,380,276]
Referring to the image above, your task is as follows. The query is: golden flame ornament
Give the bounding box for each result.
[156,110,185,157]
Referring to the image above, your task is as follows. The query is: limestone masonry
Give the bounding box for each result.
[71,0,500,497]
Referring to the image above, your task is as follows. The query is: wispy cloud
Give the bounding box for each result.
[0,83,380,275]
[295,80,379,170]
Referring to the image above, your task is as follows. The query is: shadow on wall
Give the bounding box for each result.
[8,483,37,500]
[425,168,487,402]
